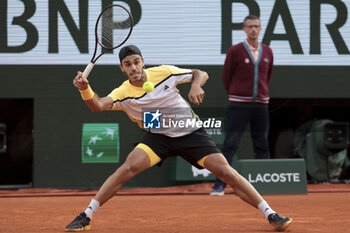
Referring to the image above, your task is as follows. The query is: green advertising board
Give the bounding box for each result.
[81,123,120,163]
[173,158,307,195]
[237,159,307,195]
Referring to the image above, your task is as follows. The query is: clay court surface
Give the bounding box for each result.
[1,183,350,233]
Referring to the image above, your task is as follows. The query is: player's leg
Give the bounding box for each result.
[213,130,246,195]
[203,153,292,231]
[94,147,154,205]
[206,153,263,206]
[65,145,160,231]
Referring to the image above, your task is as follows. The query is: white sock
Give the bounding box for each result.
[84,199,100,219]
[258,200,276,219]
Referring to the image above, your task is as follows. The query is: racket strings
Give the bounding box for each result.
[98,6,133,49]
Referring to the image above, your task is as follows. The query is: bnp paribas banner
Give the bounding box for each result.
[1,0,350,65]
[81,123,120,163]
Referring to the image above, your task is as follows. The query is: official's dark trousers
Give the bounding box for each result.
[213,101,270,189]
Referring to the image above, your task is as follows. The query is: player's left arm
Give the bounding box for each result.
[188,69,209,106]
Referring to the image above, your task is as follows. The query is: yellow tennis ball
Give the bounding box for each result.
[143,81,154,92]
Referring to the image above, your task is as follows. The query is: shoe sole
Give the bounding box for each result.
[65,225,91,232]
[210,192,225,196]
[276,218,292,231]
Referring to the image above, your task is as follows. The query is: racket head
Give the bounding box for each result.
[95,4,134,51]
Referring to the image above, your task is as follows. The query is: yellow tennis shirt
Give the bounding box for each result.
[107,65,200,137]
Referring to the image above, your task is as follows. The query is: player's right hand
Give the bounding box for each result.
[73,71,89,90]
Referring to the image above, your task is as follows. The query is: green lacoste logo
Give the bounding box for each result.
[81,123,120,163]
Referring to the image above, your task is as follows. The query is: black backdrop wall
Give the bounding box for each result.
[1,65,350,188]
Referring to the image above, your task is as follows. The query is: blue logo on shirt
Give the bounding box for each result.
[143,110,162,129]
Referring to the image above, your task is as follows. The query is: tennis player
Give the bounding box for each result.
[66,45,292,231]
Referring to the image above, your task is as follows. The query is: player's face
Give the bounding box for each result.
[243,19,261,40]
[120,54,145,85]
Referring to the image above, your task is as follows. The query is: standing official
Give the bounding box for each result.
[211,15,274,196]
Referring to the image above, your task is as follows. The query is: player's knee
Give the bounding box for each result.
[216,166,241,185]
[118,163,141,179]
[213,164,229,177]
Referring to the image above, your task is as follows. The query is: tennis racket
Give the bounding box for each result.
[82,4,133,79]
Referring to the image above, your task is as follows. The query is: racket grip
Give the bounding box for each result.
[82,62,95,79]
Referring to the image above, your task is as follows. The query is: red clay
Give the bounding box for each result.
[1,184,350,233]
[1,183,349,197]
